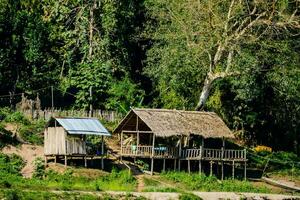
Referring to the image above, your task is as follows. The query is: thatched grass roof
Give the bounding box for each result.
[114,108,234,139]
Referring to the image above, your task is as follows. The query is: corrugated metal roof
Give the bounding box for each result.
[55,117,111,136]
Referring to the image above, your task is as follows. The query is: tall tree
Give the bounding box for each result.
[144,0,299,110]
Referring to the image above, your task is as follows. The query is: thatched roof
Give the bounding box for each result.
[113,108,234,139]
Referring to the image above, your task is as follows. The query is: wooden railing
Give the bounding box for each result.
[121,146,178,158]
[121,146,246,161]
[181,148,202,159]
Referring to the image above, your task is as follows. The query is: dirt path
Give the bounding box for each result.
[136,174,145,192]
[2,144,44,178]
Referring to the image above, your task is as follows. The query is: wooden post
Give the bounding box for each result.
[244,149,247,180]
[120,131,123,161]
[178,136,182,171]
[54,155,57,164]
[151,133,155,176]
[221,161,224,180]
[84,156,87,168]
[244,161,247,180]
[221,137,225,180]
[44,156,47,166]
[51,86,54,111]
[232,160,235,179]
[101,135,104,169]
[210,161,213,176]
[188,160,191,174]
[163,159,166,172]
[174,159,177,171]
[199,160,202,174]
[64,155,67,167]
[89,86,93,117]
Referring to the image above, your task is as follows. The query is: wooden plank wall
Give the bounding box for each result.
[66,135,86,155]
[44,127,66,155]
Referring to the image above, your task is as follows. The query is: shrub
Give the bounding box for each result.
[33,157,45,179]
[18,119,45,145]
[0,153,24,175]
[179,193,202,200]
[4,111,30,125]
[0,125,19,148]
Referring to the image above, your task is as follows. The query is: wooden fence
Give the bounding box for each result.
[21,108,123,122]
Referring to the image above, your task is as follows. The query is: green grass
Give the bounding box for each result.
[179,193,203,200]
[159,171,270,193]
[142,177,179,192]
[0,153,136,192]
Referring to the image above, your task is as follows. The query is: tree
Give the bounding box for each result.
[144,0,299,110]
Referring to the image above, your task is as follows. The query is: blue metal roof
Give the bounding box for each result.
[55,118,111,136]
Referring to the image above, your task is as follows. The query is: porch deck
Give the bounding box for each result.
[121,146,246,161]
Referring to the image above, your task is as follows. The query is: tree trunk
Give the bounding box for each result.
[195,71,237,111]
[195,75,214,111]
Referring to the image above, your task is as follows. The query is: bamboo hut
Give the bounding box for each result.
[114,108,247,179]
[44,117,111,168]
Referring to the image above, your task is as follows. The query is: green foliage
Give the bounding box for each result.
[135,159,149,171]
[95,168,136,191]
[3,111,29,125]
[0,189,104,200]
[32,157,45,179]
[18,119,45,145]
[179,193,202,200]
[160,171,269,193]
[0,153,24,175]
[106,77,145,113]
[0,124,18,149]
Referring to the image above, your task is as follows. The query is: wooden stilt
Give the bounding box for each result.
[84,156,87,168]
[44,156,47,166]
[178,136,182,171]
[101,135,104,169]
[151,158,154,175]
[232,160,235,179]
[221,161,224,180]
[188,160,191,174]
[210,161,213,176]
[64,155,67,167]
[163,159,166,172]
[120,131,123,157]
[221,137,225,180]
[244,161,247,180]
[54,155,57,164]
[174,159,177,171]
[199,160,202,174]
[151,133,155,176]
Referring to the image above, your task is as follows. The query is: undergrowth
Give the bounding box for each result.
[0,107,45,145]
[159,171,270,193]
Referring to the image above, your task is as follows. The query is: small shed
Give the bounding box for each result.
[44,117,111,168]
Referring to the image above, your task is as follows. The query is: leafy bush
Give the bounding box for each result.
[0,153,24,175]
[0,124,18,148]
[135,159,149,171]
[18,119,45,145]
[4,111,30,125]
[179,193,202,200]
[33,157,45,179]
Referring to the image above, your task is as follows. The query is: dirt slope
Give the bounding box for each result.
[2,144,44,178]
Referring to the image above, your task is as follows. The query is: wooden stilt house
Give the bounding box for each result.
[114,108,247,179]
[44,117,111,168]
